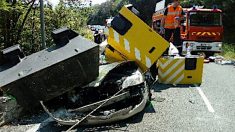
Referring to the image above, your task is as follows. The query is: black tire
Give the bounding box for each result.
[205,52,215,58]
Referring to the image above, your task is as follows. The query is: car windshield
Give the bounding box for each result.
[189,11,222,26]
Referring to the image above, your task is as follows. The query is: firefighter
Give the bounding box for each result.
[160,0,184,55]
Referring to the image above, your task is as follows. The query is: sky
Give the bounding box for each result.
[48,0,108,6]
[92,0,108,5]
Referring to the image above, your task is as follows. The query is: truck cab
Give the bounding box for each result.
[182,7,223,56]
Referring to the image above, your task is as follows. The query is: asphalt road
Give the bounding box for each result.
[0,62,235,132]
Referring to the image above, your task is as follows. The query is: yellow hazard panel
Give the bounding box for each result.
[106,5,169,71]
[158,56,204,85]
[105,46,126,63]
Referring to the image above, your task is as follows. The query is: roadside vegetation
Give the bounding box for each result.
[0,0,93,55]
[221,44,235,59]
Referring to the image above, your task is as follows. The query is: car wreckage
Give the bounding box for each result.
[0,27,151,127]
[41,61,150,126]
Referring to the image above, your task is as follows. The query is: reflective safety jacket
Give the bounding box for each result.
[164,5,183,29]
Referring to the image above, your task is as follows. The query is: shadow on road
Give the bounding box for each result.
[151,82,195,93]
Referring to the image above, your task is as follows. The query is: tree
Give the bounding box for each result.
[88,0,118,25]
[0,0,94,55]
[88,0,159,25]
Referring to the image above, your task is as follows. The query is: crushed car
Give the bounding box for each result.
[40,61,150,126]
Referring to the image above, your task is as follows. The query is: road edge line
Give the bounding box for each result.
[194,85,215,113]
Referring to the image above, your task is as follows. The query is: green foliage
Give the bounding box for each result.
[221,44,235,59]
[88,0,133,25]
[0,0,26,50]
[0,0,8,10]
[88,0,158,25]
[181,0,203,7]
[0,0,93,55]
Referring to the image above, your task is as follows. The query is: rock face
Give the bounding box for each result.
[0,28,99,109]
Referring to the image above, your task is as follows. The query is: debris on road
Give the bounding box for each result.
[214,55,224,64]
[218,60,235,65]
[208,56,216,62]
[188,99,195,104]
[210,55,235,65]
[40,61,149,126]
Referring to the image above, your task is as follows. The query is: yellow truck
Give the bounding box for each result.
[105,5,169,71]
[104,5,204,85]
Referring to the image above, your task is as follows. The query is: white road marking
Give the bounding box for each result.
[195,86,215,113]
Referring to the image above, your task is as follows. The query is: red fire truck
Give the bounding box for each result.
[152,4,223,57]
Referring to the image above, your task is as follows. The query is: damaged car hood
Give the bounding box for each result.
[41,61,149,126]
